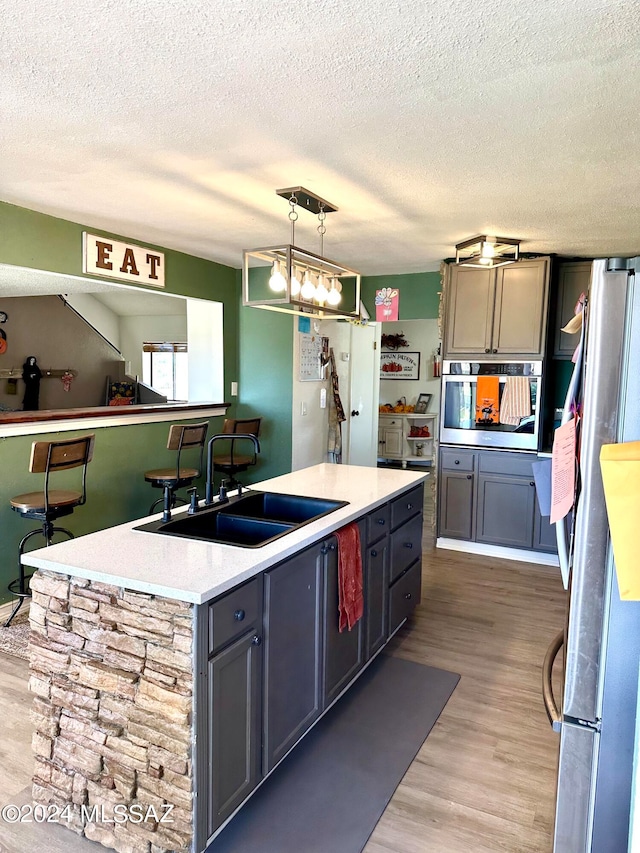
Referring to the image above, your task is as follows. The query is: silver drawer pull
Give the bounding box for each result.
[404,592,412,600]
[407,502,413,510]
[251,635,262,646]
[377,518,385,525]
[234,609,245,622]
[403,542,413,549]
[371,549,377,557]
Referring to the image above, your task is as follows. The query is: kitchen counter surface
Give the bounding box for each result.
[21,463,427,605]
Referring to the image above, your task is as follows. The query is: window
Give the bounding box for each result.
[142,342,188,401]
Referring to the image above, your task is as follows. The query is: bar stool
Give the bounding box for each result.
[212,417,262,488]
[6,433,95,627]
[144,422,208,522]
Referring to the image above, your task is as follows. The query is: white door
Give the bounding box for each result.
[347,322,381,466]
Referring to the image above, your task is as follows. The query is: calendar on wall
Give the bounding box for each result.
[299,333,328,381]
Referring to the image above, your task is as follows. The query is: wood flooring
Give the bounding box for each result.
[0,495,566,853]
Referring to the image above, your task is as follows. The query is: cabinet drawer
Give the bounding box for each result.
[390,513,423,582]
[209,577,262,655]
[440,448,475,472]
[388,560,422,637]
[390,485,424,530]
[478,450,534,478]
[366,503,390,544]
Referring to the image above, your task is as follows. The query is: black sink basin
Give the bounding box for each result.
[134,491,348,548]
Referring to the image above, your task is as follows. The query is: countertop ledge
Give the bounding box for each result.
[21,464,428,604]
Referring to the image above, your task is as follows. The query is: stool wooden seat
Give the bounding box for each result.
[6,434,94,627]
[144,422,208,522]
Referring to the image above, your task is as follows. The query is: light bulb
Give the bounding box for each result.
[478,257,492,265]
[300,270,316,300]
[290,267,301,297]
[327,283,341,305]
[480,241,496,259]
[315,275,329,304]
[268,259,287,292]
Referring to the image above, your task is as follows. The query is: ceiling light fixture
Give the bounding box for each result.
[455,235,521,268]
[243,187,362,320]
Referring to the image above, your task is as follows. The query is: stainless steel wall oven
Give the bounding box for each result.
[440,360,543,450]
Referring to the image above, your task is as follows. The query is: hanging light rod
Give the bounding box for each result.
[275,187,338,215]
[455,235,521,268]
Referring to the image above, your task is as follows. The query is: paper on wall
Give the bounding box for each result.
[600,441,640,600]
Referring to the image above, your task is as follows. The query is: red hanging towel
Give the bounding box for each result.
[335,522,363,632]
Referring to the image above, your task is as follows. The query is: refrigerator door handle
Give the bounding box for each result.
[542,629,564,730]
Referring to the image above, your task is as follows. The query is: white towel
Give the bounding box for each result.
[500,376,531,426]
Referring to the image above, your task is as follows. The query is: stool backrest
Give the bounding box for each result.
[29,434,95,511]
[222,417,262,437]
[167,422,208,479]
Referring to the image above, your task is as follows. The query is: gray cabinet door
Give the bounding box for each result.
[263,545,323,774]
[438,470,474,539]
[208,630,262,834]
[533,503,558,553]
[365,536,389,660]
[492,258,550,357]
[444,265,495,355]
[476,473,535,548]
[554,261,591,358]
[322,537,365,707]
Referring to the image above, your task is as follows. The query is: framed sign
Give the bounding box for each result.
[83,233,165,288]
[380,352,420,380]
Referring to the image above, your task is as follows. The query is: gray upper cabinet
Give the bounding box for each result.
[553,261,592,358]
[444,258,550,359]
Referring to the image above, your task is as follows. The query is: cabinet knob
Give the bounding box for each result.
[485,348,490,353]
[406,502,413,510]
[351,410,360,417]
[403,542,413,549]
[371,549,378,557]
[234,609,245,622]
[492,349,498,354]
[377,518,386,525]
[454,459,460,465]
[329,543,337,551]
[320,545,329,555]
[251,635,262,646]
[404,592,412,600]
[530,481,535,487]
[467,474,472,480]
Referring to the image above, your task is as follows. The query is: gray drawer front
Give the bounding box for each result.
[209,577,262,655]
[389,561,422,637]
[390,513,423,582]
[478,451,534,477]
[441,448,475,472]
[366,503,391,544]
[390,485,424,530]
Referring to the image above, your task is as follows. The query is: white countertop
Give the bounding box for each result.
[21,464,428,605]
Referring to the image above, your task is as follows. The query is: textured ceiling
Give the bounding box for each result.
[2,0,640,275]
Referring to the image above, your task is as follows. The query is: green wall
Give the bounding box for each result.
[361,271,442,320]
[0,202,241,605]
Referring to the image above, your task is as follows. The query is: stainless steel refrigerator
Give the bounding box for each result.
[543,257,640,852]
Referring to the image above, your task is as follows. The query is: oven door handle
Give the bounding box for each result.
[542,629,564,731]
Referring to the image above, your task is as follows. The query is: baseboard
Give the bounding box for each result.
[0,599,30,622]
[436,537,560,568]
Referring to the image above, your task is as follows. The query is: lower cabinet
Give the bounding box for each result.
[262,542,324,774]
[437,448,557,554]
[201,484,424,844]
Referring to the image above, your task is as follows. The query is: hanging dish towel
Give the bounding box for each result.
[335,522,363,632]
[500,376,531,425]
[475,375,500,424]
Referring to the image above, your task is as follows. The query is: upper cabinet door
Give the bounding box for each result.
[492,258,550,357]
[553,261,592,358]
[445,266,495,356]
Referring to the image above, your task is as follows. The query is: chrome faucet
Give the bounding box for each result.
[205,433,261,505]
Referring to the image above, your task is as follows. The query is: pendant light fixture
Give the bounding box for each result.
[243,187,362,320]
[455,235,521,268]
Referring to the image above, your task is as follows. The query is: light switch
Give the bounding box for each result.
[231,381,238,396]
[320,388,327,409]
[341,352,350,362]
[301,402,307,416]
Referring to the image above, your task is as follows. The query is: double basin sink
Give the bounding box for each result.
[134,491,349,548]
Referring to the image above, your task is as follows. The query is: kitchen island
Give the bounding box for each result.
[22,463,427,853]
